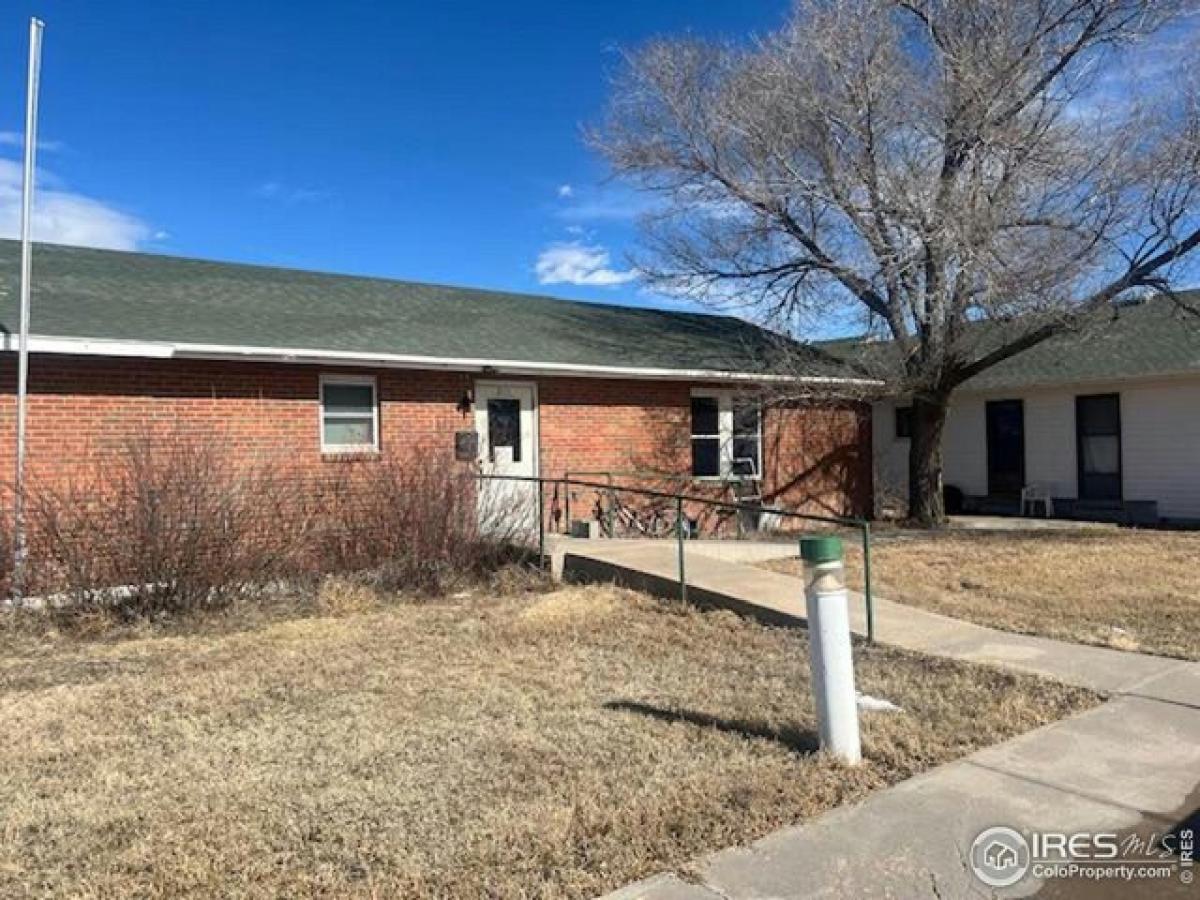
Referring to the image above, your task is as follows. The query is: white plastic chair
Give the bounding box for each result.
[1020,483,1054,518]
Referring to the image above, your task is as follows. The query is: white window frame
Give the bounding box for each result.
[319,373,380,453]
[690,389,763,480]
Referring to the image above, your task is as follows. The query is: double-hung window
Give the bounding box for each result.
[320,374,379,452]
[690,391,762,479]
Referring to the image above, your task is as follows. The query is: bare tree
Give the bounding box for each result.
[592,0,1200,525]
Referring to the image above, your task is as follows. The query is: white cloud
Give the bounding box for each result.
[0,158,152,250]
[535,241,638,287]
[553,182,658,223]
[0,131,64,153]
[557,183,574,198]
[254,180,327,204]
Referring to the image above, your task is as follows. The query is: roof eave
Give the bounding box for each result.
[3,333,880,387]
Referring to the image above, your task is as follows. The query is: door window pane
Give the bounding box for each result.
[1081,435,1120,474]
[1078,395,1120,435]
[487,398,522,462]
[1077,394,1121,500]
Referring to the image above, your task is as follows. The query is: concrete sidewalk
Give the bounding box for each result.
[565,540,1200,899]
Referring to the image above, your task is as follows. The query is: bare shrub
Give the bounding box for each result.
[0,507,14,600]
[11,435,533,623]
[315,575,381,617]
[23,436,296,619]
[303,454,532,595]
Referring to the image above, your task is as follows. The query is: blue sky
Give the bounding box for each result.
[0,2,1195,321]
[0,1,788,312]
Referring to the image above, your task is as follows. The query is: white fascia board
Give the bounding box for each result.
[2,333,881,387]
[0,334,175,358]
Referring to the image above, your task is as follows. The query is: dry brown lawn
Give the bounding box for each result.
[0,581,1097,899]
[765,527,1200,660]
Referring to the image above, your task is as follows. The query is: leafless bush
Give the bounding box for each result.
[12,436,532,621]
[0,510,13,599]
[303,456,532,594]
[23,437,297,618]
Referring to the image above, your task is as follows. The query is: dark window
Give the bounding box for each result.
[1076,394,1121,501]
[487,398,521,463]
[691,396,721,476]
[731,399,761,477]
[895,406,913,439]
[986,399,1026,497]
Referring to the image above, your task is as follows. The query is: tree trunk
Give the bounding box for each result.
[907,394,950,527]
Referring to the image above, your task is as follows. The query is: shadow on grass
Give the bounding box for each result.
[604,700,820,756]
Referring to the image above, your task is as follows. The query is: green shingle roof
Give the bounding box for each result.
[828,292,1200,392]
[0,240,843,378]
[960,293,1200,391]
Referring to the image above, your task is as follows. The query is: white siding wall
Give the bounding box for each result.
[872,376,1200,519]
[1121,380,1200,518]
[943,397,986,494]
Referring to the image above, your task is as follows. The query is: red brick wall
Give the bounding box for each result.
[0,355,871,517]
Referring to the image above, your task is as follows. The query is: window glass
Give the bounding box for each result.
[692,439,721,477]
[487,398,522,462]
[321,378,377,449]
[731,399,761,477]
[323,418,374,447]
[895,406,913,438]
[1081,435,1120,474]
[691,397,720,436]
[691,394,761,478]
[691,396,721,476]
[322,383,374,416]
[1078,395,1120,435]
[731,438,760,477]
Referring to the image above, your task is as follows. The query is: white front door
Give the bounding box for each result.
[474,381,539,536]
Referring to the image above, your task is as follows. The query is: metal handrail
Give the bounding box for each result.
[476,473,875,643]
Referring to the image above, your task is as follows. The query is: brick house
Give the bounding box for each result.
[0,240,873,525]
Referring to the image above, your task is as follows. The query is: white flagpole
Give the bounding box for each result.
[13,17,45,602]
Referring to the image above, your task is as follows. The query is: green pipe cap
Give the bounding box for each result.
[800,535,843,564]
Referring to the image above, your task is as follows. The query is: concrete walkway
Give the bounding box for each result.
[559,539,1200,899]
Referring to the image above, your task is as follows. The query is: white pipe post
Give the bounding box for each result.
[14,18,45,602]
[800,535,861,764]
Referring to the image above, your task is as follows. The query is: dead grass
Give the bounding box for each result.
[764,527,1200,660]
[0,583,1097,899]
